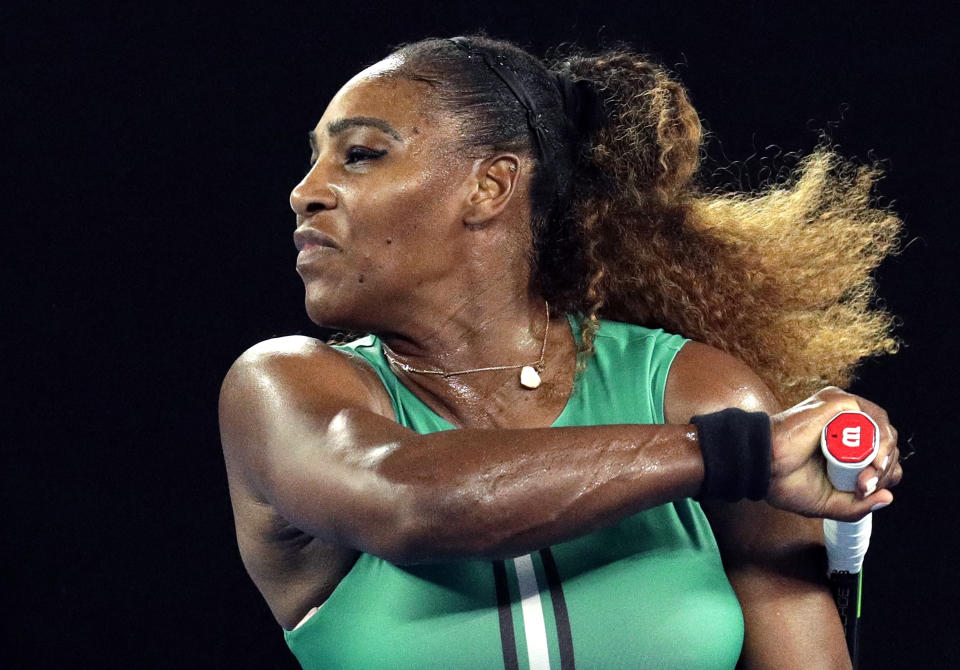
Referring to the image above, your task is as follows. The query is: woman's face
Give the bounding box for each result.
[291,57,476,332]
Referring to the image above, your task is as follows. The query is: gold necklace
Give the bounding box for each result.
[381,301,550,390]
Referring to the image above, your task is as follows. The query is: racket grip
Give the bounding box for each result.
[820,411,877,670]
[823,515,871,574]
[820,411,880,575]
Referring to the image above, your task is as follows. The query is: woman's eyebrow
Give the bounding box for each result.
[309,117,405,150]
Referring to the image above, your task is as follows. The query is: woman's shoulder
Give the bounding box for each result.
[231,334,331,362]
[663,340,780,424]
[226,334,379,379]
[219,335,394,432]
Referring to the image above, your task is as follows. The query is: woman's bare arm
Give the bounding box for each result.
[219,336,705,565]
[665,341,900,670]
[221,334,898,572]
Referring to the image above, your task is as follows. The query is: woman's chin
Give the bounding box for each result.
[304,293,366,332]
[304,297,339,328]
[303,279,394,333]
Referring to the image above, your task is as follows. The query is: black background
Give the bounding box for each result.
[6,2,958,668]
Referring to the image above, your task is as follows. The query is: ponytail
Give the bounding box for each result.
[390,36,902,405]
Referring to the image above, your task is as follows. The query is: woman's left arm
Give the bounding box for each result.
[665,341,852,670]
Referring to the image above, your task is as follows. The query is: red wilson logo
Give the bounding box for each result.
[841,426,862,448]
[825,413,876,463]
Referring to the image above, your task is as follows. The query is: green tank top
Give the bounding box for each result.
[284,316,744,669]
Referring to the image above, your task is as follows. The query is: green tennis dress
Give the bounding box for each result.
[284,316,744,669]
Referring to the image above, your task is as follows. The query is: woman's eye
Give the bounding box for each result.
[345,147,387,164]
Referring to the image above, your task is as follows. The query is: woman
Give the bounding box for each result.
[219,35,903,669]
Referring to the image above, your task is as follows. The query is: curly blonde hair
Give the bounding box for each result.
[558,52,902,406]
[390,36,903,407]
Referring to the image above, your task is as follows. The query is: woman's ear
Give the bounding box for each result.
[462,154,521,227]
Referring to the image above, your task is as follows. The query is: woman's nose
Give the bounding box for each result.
[290,166,337,217]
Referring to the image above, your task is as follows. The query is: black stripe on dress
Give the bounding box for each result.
[540,548,576,670]
[492,560,519,670]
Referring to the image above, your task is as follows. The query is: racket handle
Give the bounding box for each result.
[820,411,879,670]
[820,410,880,573]
[823,515,871,574]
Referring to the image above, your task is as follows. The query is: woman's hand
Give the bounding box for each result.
[767,386,902,521]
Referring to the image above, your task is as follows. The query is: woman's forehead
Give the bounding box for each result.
[347,53,406,83]
[317,68,445,139]
[327,55,412,117]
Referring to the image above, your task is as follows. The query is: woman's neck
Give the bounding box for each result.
[381,292,547,368]
[377,292,577,429]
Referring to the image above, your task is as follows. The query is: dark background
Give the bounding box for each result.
[6,2,957,668]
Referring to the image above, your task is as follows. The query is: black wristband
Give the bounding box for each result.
[691,408,772,502]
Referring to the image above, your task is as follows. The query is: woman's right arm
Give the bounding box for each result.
[219,336,895,566]
[219,336,705,563]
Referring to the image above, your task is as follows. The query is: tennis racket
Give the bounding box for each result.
[821,410,881,670]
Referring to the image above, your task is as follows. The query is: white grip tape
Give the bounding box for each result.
[825,460,863,494]
[823,514,872,574]
[821,411,879,576]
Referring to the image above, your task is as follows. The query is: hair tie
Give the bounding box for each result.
[449,37,550,162]
[553,71,607,142]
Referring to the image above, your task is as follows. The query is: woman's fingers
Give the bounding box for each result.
[768,386,904,520]
[867,442,902,491]
[861,417,900,496]
[848,393,889,429]
[857,465,881,498]
[823,487,895,521]
[829,390,900,498]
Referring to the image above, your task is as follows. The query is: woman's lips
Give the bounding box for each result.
[296,243,338,269]
[293,226,340,252]
[294,226,341,272]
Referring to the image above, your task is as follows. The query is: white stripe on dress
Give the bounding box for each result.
[513,553,551,670]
